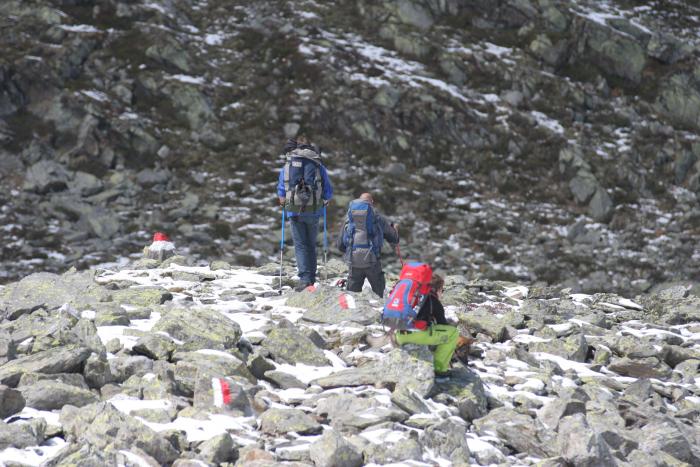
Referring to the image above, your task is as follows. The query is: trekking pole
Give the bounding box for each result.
[323,204,328,282]
[279,206,286,294]
[395,243,405,267]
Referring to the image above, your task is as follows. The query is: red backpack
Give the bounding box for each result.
[382,262,433,330]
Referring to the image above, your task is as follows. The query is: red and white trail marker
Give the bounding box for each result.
[143,231,176,261]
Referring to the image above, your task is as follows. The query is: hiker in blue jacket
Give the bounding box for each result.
[277,136,333,291]
[336,192,399,297]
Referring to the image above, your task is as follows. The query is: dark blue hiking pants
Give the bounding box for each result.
[290,215,320,284]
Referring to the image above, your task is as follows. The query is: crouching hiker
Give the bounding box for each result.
[382,263,462,377]
[337,192,399,298]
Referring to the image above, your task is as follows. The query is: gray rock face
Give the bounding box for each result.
[172,350,253,396]
[420,418,470,463]
[60,402,179,465]
[152,307,241,350]
[19,380,98,410]
[557,413,616,466]
[197,433,237,464]
[108,355,154,384]
[0,385,25,418]
[315,393,408,430]
[313,348,434,398]
[474,407,554,457]
[536,392,588,430]
[309,430,363,467]
[608,356,672,379]
[430,368,488,422]
[259,408,322,435]
[133,333,177,361]
[261,327,329,366]
[639,419,699,464]
[290,287,379,325]
[656,71,700,131]
[193,374,254,416]
[0,419,45,450]
[0,345,91,387]
[0,331,15,365]
[112,286,173,307]
[0,271,105,320]
[23,160,70,194]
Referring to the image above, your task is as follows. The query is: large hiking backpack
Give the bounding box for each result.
[343,199,383,267]
[382,262,433,330]
[283,148,323,213]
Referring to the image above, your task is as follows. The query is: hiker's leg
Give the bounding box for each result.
[304,215,320,283]
[431,325,459,373]
[290,217,313,284]
[394,326,458,373]
[365,262,386,298]
[394,329,431,346]
[346,267,366,292]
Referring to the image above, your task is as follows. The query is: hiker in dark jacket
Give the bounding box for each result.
[336,192,398,297]
[277,136,333,291]
[394,274,459,376]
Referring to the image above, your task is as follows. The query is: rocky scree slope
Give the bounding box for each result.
[0,256,698,465]
[1,0,700,295]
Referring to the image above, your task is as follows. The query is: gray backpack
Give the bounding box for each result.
[283,148,323,213]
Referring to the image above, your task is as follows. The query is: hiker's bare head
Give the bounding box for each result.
[430,274,445,293]
[360,193,374,204]
[296,135,310,145]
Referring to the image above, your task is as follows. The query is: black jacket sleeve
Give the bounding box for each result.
[416,294,448,325]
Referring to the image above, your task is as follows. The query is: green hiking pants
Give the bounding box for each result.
[394,324,459,373]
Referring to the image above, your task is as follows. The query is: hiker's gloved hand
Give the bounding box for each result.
[323,199,330,206]
[278,196,285,206]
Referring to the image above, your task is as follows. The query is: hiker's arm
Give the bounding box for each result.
[380,216,399,245]
[277,168,286,205]
[320,165,333,201]
[336,222,347,252]
[433,298,449,325]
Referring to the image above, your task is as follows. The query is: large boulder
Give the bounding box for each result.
[0,419,46,449]
[309,430,363,467]
[0,385,25,418]
[19,380,98,410]
[557,414,616,466]
[259,408,322,436]
[193,374,255,416]
[430,367,488,422]
[312,347,434,398]
[638,419,700,464]
[23,160,70,194]
[582,19,646,83]
[420,417,470,464]
[315,393,408,430]
[0,271,107,320]
[458,309,524,342]
[473,407,555,457]
[655,70,700,132]
[297,288,379,326]
[152,308,241,350]
[173,350,254,396]
[60,402,178,465]
[112,286,173,308]
[261,327,329,366]
[0,345,92,387]
[197,433,238,465]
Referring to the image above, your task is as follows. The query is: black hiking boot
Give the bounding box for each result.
[434,370,452,380]
[294,281,311,292]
